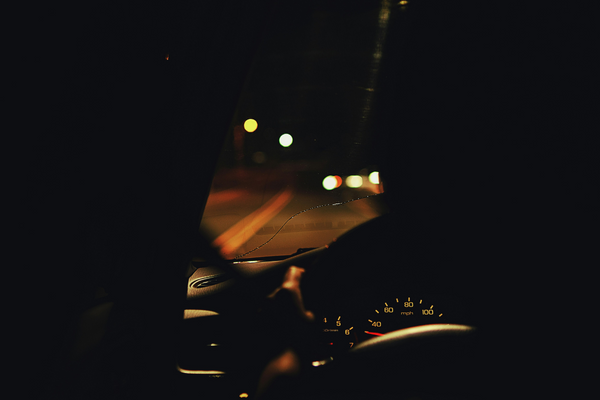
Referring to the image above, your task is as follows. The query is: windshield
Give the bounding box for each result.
[199,3,391,260]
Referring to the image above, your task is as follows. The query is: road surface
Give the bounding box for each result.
[200,169,385,259]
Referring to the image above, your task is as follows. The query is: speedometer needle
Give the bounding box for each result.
[364,331,384,336]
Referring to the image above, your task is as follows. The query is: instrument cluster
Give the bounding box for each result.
[311,293,467,360]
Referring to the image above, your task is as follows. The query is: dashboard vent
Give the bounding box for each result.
[189,273,230,289]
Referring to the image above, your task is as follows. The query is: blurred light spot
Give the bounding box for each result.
[323,175,342,190]
[399,1,409,5]
[346,175,363,188]
[165,53,169,60]
[312,357,333,367]
[244,119,258,133]
[369,171,380,185]
[279,133,293,147]
[252,151,266,164]
[239,393,249,398]
[335,175,343,188]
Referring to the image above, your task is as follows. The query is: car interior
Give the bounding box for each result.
[36,1,590,399]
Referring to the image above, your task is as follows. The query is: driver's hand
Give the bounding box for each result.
[255,266,313,399]
[268,266,314,323]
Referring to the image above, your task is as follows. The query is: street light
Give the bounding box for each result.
[279,133,293,147]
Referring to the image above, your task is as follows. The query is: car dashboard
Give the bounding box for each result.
[178,222,478,399]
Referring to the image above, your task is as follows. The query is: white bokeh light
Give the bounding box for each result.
[279,133,293,147]
[322,175,338,190]
[369,171,380,185]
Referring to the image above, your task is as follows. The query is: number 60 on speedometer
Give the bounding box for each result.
[362,297,445,339]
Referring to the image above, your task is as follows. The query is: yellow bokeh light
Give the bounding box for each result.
[243,119,258,133]
[346,175,363,188]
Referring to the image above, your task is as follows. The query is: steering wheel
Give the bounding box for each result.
[285,215,480,400]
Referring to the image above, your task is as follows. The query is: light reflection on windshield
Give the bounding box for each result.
[199,3,390,259]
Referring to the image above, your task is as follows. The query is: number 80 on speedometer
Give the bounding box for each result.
[363,297,444,339]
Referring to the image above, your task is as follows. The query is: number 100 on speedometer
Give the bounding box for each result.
[363,297,445,338]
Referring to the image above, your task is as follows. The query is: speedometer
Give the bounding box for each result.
[361,296,446,340]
